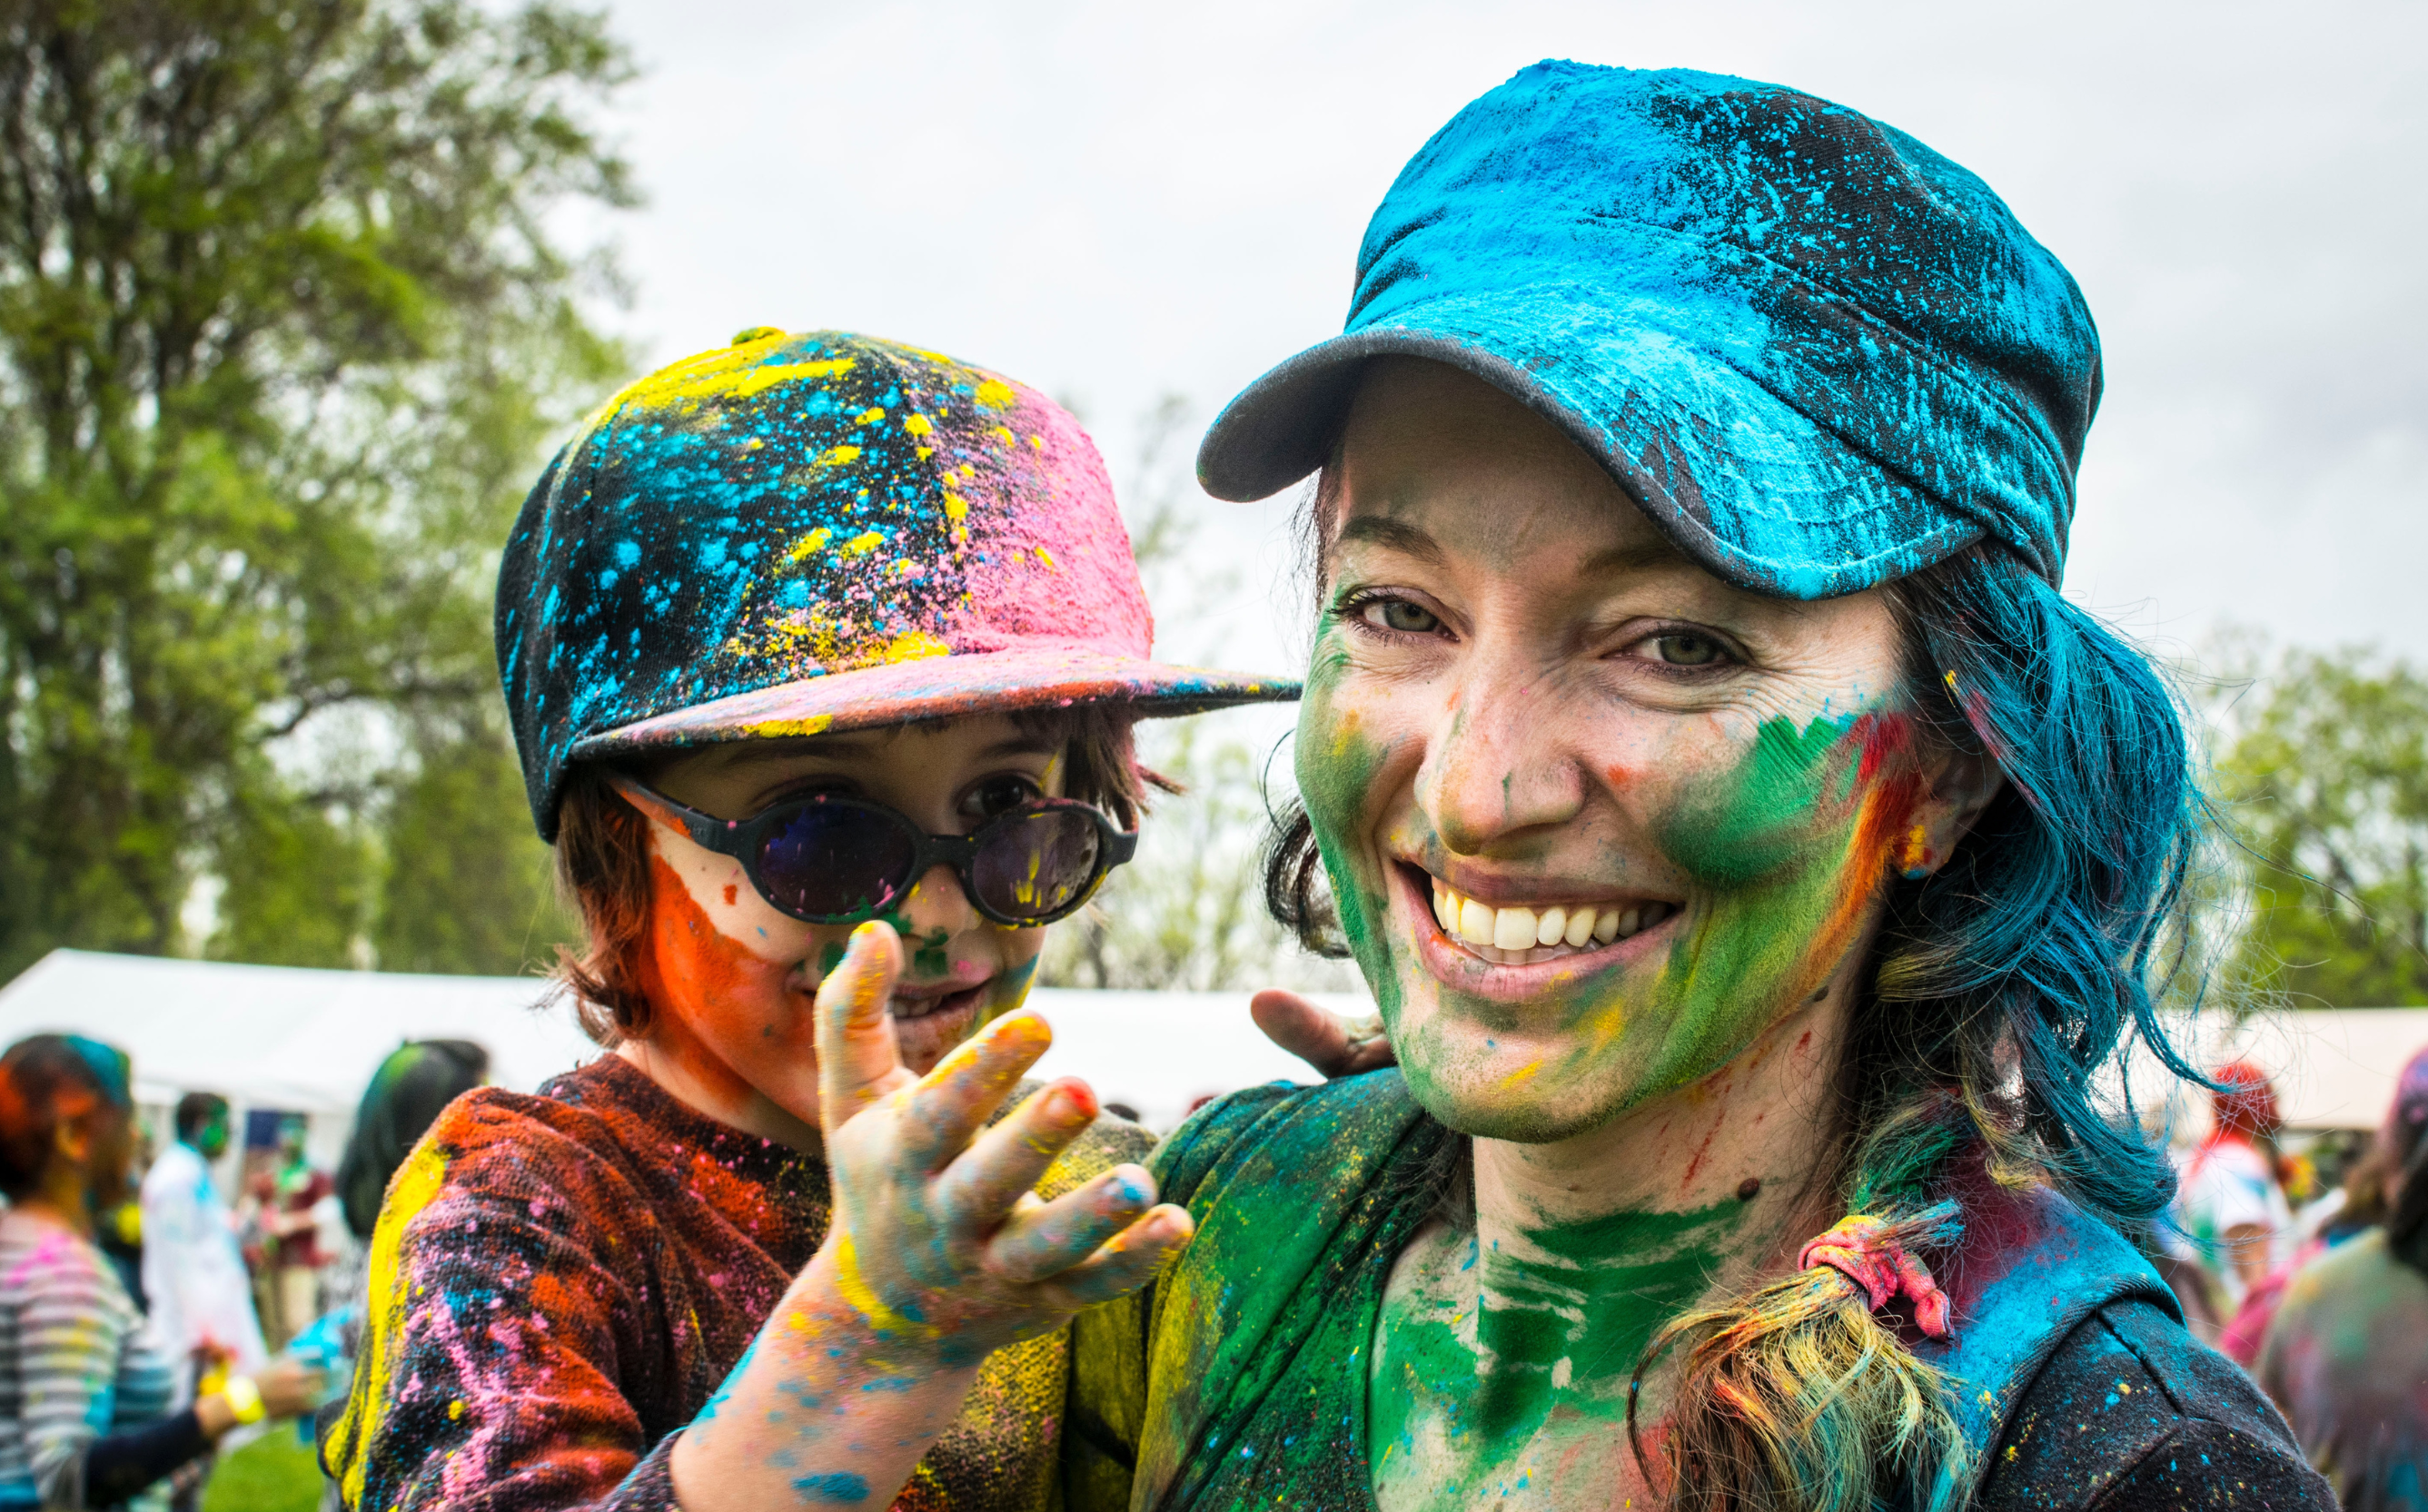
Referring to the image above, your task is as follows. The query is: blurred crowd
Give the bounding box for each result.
[0,1035,488,1510]
[2154,1047,2428,1509]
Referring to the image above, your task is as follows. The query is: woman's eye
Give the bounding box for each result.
[1360,598,1442,635]
[1640,630,1730,667]
[963,775,1043,820]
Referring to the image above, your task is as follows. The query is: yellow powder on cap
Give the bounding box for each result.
[903,413,933,437]
[746,714,836,738]
[815,443,862,468]
[784,528,832,563]
[974,378,1016,409]
[839,530,884,557]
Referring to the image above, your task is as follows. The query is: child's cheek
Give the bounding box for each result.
[649,820,821,965]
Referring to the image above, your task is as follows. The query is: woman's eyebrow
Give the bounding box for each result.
[1337,515,1444,563]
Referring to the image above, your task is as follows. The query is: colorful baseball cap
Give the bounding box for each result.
[1198,62,2102,600]
[499,331,1297,838]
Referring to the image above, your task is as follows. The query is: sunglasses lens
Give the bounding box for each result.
[755,802,917,921]
[972,808,1105,923]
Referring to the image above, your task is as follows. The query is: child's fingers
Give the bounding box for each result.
[981,1164,1157,1284]
[1034,1205,1195,1310]
[815,921,907,1134]
[927,1076,1099,1233]
[894,1013,1056,1171]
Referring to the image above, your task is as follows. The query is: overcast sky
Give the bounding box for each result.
[589,0,2426,683]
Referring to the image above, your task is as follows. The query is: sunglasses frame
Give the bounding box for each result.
[609,774,1138,927]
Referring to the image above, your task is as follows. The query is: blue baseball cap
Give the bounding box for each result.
[1198,62,2101,598]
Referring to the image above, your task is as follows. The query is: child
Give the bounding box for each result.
[317,330,1293,1511]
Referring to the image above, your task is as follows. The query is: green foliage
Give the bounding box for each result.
[202,1423,324,1512]
[375,713,577,975]
[0,0,632,977]
[2215,645,2428,1006]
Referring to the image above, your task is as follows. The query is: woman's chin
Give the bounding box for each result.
[1392,1013,1645,1144]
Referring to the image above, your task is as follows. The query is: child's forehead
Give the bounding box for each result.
[677,719,1063,773]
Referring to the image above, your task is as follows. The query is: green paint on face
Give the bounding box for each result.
[1372,1200,1746,1477]
[1659,714,1858,888]
[1294,619,1403,1022]
[818,941,847,973]
[1625,711,1887,1096]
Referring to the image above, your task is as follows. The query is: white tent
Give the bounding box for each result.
[0,950,1363,1143]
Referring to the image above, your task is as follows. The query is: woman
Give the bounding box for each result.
[664,65,2340,1512]
[2256,1046,2428,1510]
[318,331,1296,1511]
[1,1034,319,1511]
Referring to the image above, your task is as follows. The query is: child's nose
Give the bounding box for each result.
[898,863,979,939]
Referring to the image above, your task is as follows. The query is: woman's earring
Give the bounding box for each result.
[1899,823,1933,882]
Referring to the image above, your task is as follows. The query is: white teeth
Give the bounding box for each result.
[1493,906,1540,951]
[1423,877,1673,963]
[1458,896,1497,947]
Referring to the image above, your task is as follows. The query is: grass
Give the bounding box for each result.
[202,1426,326,1512]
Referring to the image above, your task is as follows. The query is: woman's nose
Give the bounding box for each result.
[1419,673,1586,855]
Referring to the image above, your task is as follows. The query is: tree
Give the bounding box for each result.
[2214,645,2428,1007]
[0,0,630,977]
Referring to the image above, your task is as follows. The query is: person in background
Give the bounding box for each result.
[141,1092,273,1511]
[140,1093,271,1402]
[261,1114,334,1349]
[2257,1045,2428,1510]
[2168,1060,2294,1300]
[1,1035,320,1511]
[306,1042,491,1512]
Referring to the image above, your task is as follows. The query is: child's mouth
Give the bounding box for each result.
[888,981,992,1074]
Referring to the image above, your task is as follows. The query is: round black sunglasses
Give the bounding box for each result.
[609,775,1137,927]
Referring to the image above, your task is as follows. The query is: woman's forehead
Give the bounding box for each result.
[1332,358,1682,567]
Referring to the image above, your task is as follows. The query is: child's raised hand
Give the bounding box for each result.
[811,920,1193,1356]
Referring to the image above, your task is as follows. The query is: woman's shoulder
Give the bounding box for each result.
[1977,1296,2334,1511]
[0,1211,121,1307]
[1150,1070,1428,1212]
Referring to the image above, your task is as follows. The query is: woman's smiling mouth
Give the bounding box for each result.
[1396,863,1680,976]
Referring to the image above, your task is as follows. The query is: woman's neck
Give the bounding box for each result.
[15,1172,97,1241]
[1468,978,1853,1288]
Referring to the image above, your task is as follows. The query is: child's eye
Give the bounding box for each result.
[1359,597,1442,635]
[962,774,1044,822]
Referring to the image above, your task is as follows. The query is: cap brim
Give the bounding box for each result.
[1195,293,1993,601]
[570,646,1298,762]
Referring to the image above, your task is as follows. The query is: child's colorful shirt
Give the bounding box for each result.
[320,1052,1148,1511]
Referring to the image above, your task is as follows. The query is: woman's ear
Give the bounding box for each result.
[51,1113,94,1172]
[1898,742,2005,881]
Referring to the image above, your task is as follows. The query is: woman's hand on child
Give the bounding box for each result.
[1252,989,1397,1078]
[813,919,1194,1356]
